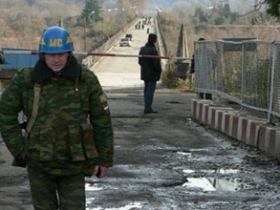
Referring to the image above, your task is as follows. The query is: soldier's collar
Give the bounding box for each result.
[31,55,81,84]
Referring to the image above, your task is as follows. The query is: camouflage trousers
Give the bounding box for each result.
[27,166,86,210]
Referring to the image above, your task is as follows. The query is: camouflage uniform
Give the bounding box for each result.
[0,55,114,209]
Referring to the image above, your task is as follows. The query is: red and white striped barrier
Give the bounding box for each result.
[191,99,280,160]
[258,126,280,158]
[2,50,191,61]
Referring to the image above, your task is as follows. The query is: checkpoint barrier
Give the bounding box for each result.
[1,50,191,61]
[0,49,192,81]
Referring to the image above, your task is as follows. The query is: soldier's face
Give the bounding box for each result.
[44,52,70,72]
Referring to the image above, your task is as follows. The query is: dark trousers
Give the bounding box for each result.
[27,166,85,210]
[144,81,156,112]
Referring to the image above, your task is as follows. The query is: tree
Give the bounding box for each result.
[214,16,225,25]
[230,12,239,24]
[248,0,280,19]
[222,3,231,18]
[81,0,102,24]
[194,8,207,23]
[264,0,280,18]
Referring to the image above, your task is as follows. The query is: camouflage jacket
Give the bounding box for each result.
[0,55,114,176]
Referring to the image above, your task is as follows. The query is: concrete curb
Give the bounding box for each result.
[191,99,280,160]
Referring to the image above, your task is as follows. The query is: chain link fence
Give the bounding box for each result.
[194,39,280,124]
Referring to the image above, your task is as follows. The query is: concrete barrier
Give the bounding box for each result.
[191,99,280,160]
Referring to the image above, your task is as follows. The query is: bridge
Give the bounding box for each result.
[1,18,280,209]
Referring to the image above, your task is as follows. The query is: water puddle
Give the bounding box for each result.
[182,168,252,192]
[183,168,242,175]
[85,183,103,191]
[177,151,192,157]
[183,176,253,192]
[87,202,143,210]
[183,177,216,191]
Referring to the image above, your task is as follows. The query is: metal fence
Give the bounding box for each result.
[194,39,280,124]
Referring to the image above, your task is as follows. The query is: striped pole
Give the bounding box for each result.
[2,50,191,61]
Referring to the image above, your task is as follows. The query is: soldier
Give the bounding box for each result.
[0,26,114,210]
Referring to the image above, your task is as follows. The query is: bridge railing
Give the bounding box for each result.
[194,39,280,124]
[81,17,138,68]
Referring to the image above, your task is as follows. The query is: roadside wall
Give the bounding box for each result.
[191,99,280,160]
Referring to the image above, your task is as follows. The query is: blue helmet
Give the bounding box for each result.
[38,26,74,54]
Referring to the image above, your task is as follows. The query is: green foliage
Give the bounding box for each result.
[162,62,181,88]
[194,8,207,23]
[222,4,231,19]
[214,17,225,25]
[162,62,194,90]
[192,4,234,25]
[191,2,271,26]
[230,12,239,24]
[81,0,102,24]
[265,0,280,18]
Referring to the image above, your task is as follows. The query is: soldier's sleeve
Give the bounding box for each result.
[86,70,114,167]
[0,71,26,158]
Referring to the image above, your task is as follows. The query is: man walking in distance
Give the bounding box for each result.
[138,33,162,114]
[0,26,114,210]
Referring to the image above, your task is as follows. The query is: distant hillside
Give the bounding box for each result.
[0,0,84,49]
[0,0,266,52]
[144,0,255,12]
[0,0,143,50]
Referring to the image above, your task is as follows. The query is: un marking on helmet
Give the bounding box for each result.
[50,38,63,47]
[66,37,73,44]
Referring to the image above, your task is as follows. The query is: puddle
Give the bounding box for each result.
[182,168,251,192]
[218,169,241,174]
[177,151,192,157]
[182,177,253,192]
[87,202,143,210]
[85,183,103,191]
[183,177,216,191]
[183,168,242,175]
[166,101,184,104]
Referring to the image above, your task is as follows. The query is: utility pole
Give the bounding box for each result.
[84,19,87,52]
[58,18,63,27]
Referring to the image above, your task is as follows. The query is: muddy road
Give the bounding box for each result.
[1,19,280,210]
[89,94,280,209]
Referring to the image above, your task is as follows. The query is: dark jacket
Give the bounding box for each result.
[138,42,162,81]
[190,53,195,74]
